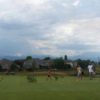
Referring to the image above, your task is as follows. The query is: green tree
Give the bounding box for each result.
[14,60,25,70]
[26,56,32,61]
[64,64,71,70]
[43,57,51,60]
[67,64,71,69]
[65,55,67,60]
[0,64,2,72]
[10,63,18,71]
[77,59,90,69]
[52,58,64,69]
[27,62,36,72]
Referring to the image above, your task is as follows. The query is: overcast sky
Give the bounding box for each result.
[0,0,100,60]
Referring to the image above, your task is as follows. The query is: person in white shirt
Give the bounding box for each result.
[88,63,93,80]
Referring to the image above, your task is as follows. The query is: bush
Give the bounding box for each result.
[60,75,64,78]
[67,64,71,69]
[53,75,59,81]
[27,67,33,71]
[64,64,71,70]
[18,68,22,71]
[27,67,35,72]
[27,75,37,83]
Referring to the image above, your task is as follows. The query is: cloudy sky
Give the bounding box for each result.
[0,0,100,60]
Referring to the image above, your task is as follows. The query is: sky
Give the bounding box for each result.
[0,0,100,61]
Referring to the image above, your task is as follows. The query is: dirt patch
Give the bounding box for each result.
[0,72,67,76]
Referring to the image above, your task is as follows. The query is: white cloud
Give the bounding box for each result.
[53,17,100,45]
[9,0,49,6]
[27,39,85,57]
[45,17,100,56]
[70,18,100,45]
[0,0,100,59]
[62,3,68,8]
[72,1,80,6]
[25,0,49,5]
[0,0,52,23]
[15,53,23,57]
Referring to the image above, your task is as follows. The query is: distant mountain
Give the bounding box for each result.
[68,54,99,62]
[0,52,99,62]
[0,55,57,61]
[0,56,26,61]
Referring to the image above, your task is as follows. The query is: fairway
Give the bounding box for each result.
[0,75,100,100]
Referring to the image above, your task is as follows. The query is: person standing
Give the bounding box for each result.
[92,63,96,78]
[82,69,84,77]
[88,63,93,80]
[46,68,52,81]
[77,65,83,81]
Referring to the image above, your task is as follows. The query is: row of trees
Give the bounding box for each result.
[51,58,71,70]
[77,59,95,69]
[11,56,71,71]
[44,57,92,70]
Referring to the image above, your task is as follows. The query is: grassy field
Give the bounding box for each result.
[0,75,100,100]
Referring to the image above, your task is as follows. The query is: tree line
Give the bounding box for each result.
[0,56,94,71]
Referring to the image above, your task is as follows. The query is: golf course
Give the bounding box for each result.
[0,74,100,100]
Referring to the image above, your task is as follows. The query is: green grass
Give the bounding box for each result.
[0,75,100,100]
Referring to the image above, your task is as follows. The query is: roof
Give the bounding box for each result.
[0,59,13,66]
[24,58,52,66]
[34,59,51,66]
[65,60,73,63]
[65,60,77,63]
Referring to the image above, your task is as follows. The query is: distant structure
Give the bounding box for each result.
[64,60,77,69]
[64,55,77,69]
[23,58,53,69]
[64,55,67,60]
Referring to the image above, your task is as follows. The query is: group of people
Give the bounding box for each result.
[46,63,96,81]
[77,63,95,81]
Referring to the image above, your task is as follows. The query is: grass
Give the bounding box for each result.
[0,75,100,100]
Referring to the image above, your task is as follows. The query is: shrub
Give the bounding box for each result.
[27,67,33,71]
[53,75,59,81]
[64,64,71,70]
[27,75,37,83]
[60,75,64,78]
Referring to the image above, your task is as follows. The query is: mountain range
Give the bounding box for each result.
[0,54,99,62]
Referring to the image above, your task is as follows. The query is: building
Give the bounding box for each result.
[64,60,77,69]
[23,58,53,69]
[0,59,13,70]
